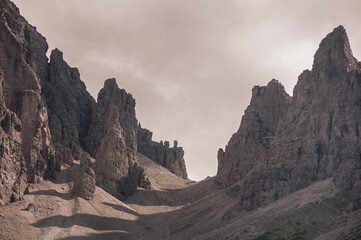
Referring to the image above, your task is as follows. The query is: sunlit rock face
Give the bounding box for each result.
[218,26,361,209]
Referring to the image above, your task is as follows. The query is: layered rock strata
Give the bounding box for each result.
[137,125,188,179]
[218,26,361,209]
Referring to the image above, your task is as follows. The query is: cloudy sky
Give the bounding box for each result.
[13,0,361,180]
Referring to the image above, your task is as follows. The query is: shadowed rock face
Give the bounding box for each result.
[0,0,57,195]
[217,79,291,186]
[86,79,139,198]
[0,71,27,205]
[42,48,95,162]
[218,26,361,209]
[137,126,188,179]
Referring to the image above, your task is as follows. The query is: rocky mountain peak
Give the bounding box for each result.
[50,48,63,62]
[86,78,139,198]
[217,79,290,185]
[42,46,95,162]
[103,77,118,89]
[251,79,289,103]
[313,25,359,74]
[97,78,137,130]
[218,26,361,210]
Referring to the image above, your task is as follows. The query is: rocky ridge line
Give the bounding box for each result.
[218,25,361,210]
[137,125,188,179]
[0,0,189,204]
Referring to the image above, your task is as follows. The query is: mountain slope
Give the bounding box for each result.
[217,25,361,210]
[0,153,190,240]
[1,155,360,240]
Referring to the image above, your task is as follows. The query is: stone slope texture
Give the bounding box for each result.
[137,125,188,179]
[0,0,57,196]
[218,26,361,209]
[86,79,139,198]
[41,48,95,162]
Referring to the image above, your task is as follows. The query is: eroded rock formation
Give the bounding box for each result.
[72,153,96,200]
[217,79,290,185]
[42,48,95,162]
[0,71,27,205]
[137,125,188,179]
[0,0,191,204]
[218,26,361,209]
[0,0,57,205]
[86,79,139,198]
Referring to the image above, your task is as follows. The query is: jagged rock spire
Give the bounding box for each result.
[218,26,361,210]
[313,25,359,74]
[217,79,290,185]
[86,78,139,198]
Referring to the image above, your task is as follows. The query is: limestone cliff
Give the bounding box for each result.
[0,0,191,204]
[86,79,138,198]
[41,48,95,162]
[0,0,57,191]
[0,71,27,205]
[137,125,188,179]
[217,79,290,185]
[218,26,361,210]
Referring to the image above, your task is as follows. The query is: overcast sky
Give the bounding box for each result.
[13,0,361,180]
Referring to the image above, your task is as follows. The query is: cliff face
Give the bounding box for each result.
[137,125,188,179]
[41,48,95,162]
[217,80,290,185]
[218,26,361,209]
[0,0,57,192]
[0,71,26,205]
[86,79,139,198]
[0,0,190,204]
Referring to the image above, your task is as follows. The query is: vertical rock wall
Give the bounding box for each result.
[41,48,95,162]
[86,79,139,198]
[0,0,57,188]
